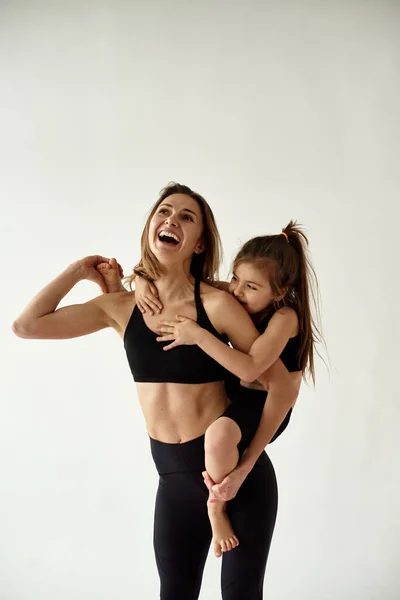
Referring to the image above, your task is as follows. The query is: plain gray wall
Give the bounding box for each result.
[1,1,399,599]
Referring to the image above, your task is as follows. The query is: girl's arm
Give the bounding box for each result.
[135,278,230,314]
[158,305,298,383]
[239,362,300,471]
[134,276,163,315]
[155,287,260,353]
[12,256,122,339]
[204,362,300,502]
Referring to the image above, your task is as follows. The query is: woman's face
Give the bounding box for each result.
[148,194,204,263]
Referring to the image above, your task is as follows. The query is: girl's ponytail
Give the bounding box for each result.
[281,221,322,383]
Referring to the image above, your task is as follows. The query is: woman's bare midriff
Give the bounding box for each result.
[110,288,230,443]
[135,380,229,443]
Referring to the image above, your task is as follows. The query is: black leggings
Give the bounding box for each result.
[151,434,278,600]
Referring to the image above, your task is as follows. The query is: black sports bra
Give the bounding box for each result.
[257,310,302,372]
[124,279,229,384]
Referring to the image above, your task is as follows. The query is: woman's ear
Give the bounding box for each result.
[194,241,205,254]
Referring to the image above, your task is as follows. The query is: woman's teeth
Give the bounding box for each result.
[158,230,180,244]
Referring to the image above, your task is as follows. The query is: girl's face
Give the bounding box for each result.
[229,261,277,315]
[148,194,204,263]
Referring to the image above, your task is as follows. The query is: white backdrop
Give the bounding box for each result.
[1,1,399,599]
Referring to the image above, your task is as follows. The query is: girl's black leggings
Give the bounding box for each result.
[150,434,278,600]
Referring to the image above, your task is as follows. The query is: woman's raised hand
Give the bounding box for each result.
[76,255,123,294]
[135,276,163,315]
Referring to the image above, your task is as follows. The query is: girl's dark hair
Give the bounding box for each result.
[233,221,323,383]
[125,182,222,287]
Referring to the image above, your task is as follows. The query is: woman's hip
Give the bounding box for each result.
[150,434,206,475]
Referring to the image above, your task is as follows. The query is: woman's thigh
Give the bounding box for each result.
[154,471,211,600]
[151,435,212,600]
[221,452,278,600]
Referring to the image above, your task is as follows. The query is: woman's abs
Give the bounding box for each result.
[136,380,228,443]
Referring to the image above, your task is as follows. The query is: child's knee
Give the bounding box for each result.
[205,417,241,458]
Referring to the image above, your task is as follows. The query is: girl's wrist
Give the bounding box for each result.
[196,327,208,347]
[237,453,256,475]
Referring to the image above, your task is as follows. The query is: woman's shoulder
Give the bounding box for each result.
[198,280,257,341]
[199,281,240,312]
[200,281,229,301]
[96,289,135,308]
[95,290,136,328]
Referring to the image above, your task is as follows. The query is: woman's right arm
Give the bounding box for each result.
[12,256,121,339]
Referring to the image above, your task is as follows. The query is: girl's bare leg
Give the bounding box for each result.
[205,417,241,558]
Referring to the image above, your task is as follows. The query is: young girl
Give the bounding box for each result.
[98,220,321,559]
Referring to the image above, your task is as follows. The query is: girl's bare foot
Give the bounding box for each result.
[207,494,239,558]
[96,258,125,293]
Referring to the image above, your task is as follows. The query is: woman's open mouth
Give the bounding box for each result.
[158,230,181,246]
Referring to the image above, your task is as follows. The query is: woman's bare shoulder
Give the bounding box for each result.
[199,281,229,302]
[199,280,257,342]
[199,282,240,312]
[97,290,136,331]
[199,280,225,295]
[96,289,135,308]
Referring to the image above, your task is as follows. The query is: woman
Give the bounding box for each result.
[12,183,297,600]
